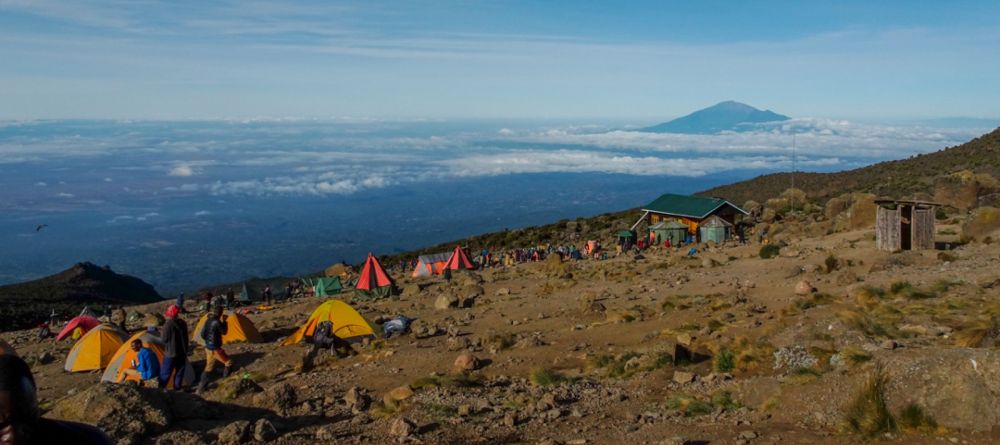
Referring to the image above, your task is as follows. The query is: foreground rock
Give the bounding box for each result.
[49,383,172,445]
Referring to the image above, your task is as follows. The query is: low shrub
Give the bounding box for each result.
[759,244,781,259]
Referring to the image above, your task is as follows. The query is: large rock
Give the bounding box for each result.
[49,383,172,445]
[253,418,278,442]
[453,351,481,372]
[883,348,1000,431]
[935,170,999,211]
[435,294,459,310]
[217,420,251,445]
[252,382,297,415]
[963,206,1000,240]
[794,280,815,296]
[389,417,416,440]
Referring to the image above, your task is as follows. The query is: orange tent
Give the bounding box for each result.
[443,246,476,271]
[56,315,101,341]
[354,253,396,299]
[64,323,127,372]
[101,331,195,388]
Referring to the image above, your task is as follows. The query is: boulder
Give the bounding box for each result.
[386,385,414,403]
[252,383,296,415]
[453,351,481,372]
[389,417,416,439]
[794,280,815,296]
[217,420,251,445]
[435,294,459,310]
[344,386,370,413]
[673,371,697,384]
[253,418,278,442]
[963,206,1000,239]
[49,383,172,445]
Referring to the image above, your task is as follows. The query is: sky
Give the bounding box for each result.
[1,1,1000,120]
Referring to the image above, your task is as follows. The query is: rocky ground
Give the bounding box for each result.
[5,218,1000,445]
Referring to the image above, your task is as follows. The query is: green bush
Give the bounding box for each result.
[759,244,781,259]
[714,350,735,373]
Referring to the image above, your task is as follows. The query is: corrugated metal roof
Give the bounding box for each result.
[642,193,747,219]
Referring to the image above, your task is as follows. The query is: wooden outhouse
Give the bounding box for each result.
[874,199,939,251]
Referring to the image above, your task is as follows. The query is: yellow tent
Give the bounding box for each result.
[190,312,263,346]
[101,331,196,388]
[281,299,374,346]
[64,324,127,372]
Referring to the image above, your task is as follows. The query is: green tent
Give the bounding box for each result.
[650,220,689,246]
[239,283,252,304]
[312,277,343,297]
[698,215,732,244]
[616,230,635,238]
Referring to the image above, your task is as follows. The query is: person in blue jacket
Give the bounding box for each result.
[123,339,160,387]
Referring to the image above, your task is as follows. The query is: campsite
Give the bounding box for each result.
[6,172,1000,444]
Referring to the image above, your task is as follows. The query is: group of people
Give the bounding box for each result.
[123,303,232,394]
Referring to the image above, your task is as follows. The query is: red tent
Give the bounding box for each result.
[355,253,396,299]
[443,245,476,271]
[56,315,102,341]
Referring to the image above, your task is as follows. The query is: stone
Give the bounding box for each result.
[658,437,686,445]
[496,287,511,296]
[544,408,562,420]
[386,385,414,403]
[673,371,697,384]
[676,333,693,346]
[49,383,172,445]
[389,417,415,439]
[37,351,55,365]
[503,413,519,427]
[453,351,480,371]
[217,420,251,445]
[344,386,370,412]
[253,383,297,415]
[794,280,815,296]
[457,404,472,416]
[738,430,759,440]
[253,419,278,442]
[435,294,459,310]
[880,339,898,350]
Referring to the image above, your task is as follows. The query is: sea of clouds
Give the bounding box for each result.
[0,118,990,202]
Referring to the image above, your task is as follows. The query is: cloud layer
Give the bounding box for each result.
[1,119,990,199]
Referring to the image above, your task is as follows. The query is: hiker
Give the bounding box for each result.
[225,288,235,308]
[262,284,272,305]
[35,323,50,341]
[48,310,58,328]
[443,267,452,283]
[159,305,188,390]
[111,306,127,332]
[284,282,294,302]
[304,320,352,370]
[175,293,185,313]
[0,355,113,444]
[122,339,160,388]
[196,305,231,393]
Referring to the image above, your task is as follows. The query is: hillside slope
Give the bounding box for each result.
[699,126,1000,205]
[0,262,162,330]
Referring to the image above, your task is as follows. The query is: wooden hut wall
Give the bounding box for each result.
[876,206,902,251]
[912,207,935,250]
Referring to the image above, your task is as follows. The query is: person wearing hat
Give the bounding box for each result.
[159,305,188,390]
[0,354,112,444]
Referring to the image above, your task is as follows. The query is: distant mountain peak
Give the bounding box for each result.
[639,101,791,134]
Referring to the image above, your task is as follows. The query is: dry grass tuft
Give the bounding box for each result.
[954,315,1000,348]
[844,362,896,437]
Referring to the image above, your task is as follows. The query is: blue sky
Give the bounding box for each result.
[2,1,999,120]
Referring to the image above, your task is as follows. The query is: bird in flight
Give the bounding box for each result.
[36,224,48,232]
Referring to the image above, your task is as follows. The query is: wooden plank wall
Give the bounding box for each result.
[913,207,935,250]
[876,206,901,251]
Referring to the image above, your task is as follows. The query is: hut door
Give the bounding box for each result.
[900,206,912,250]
